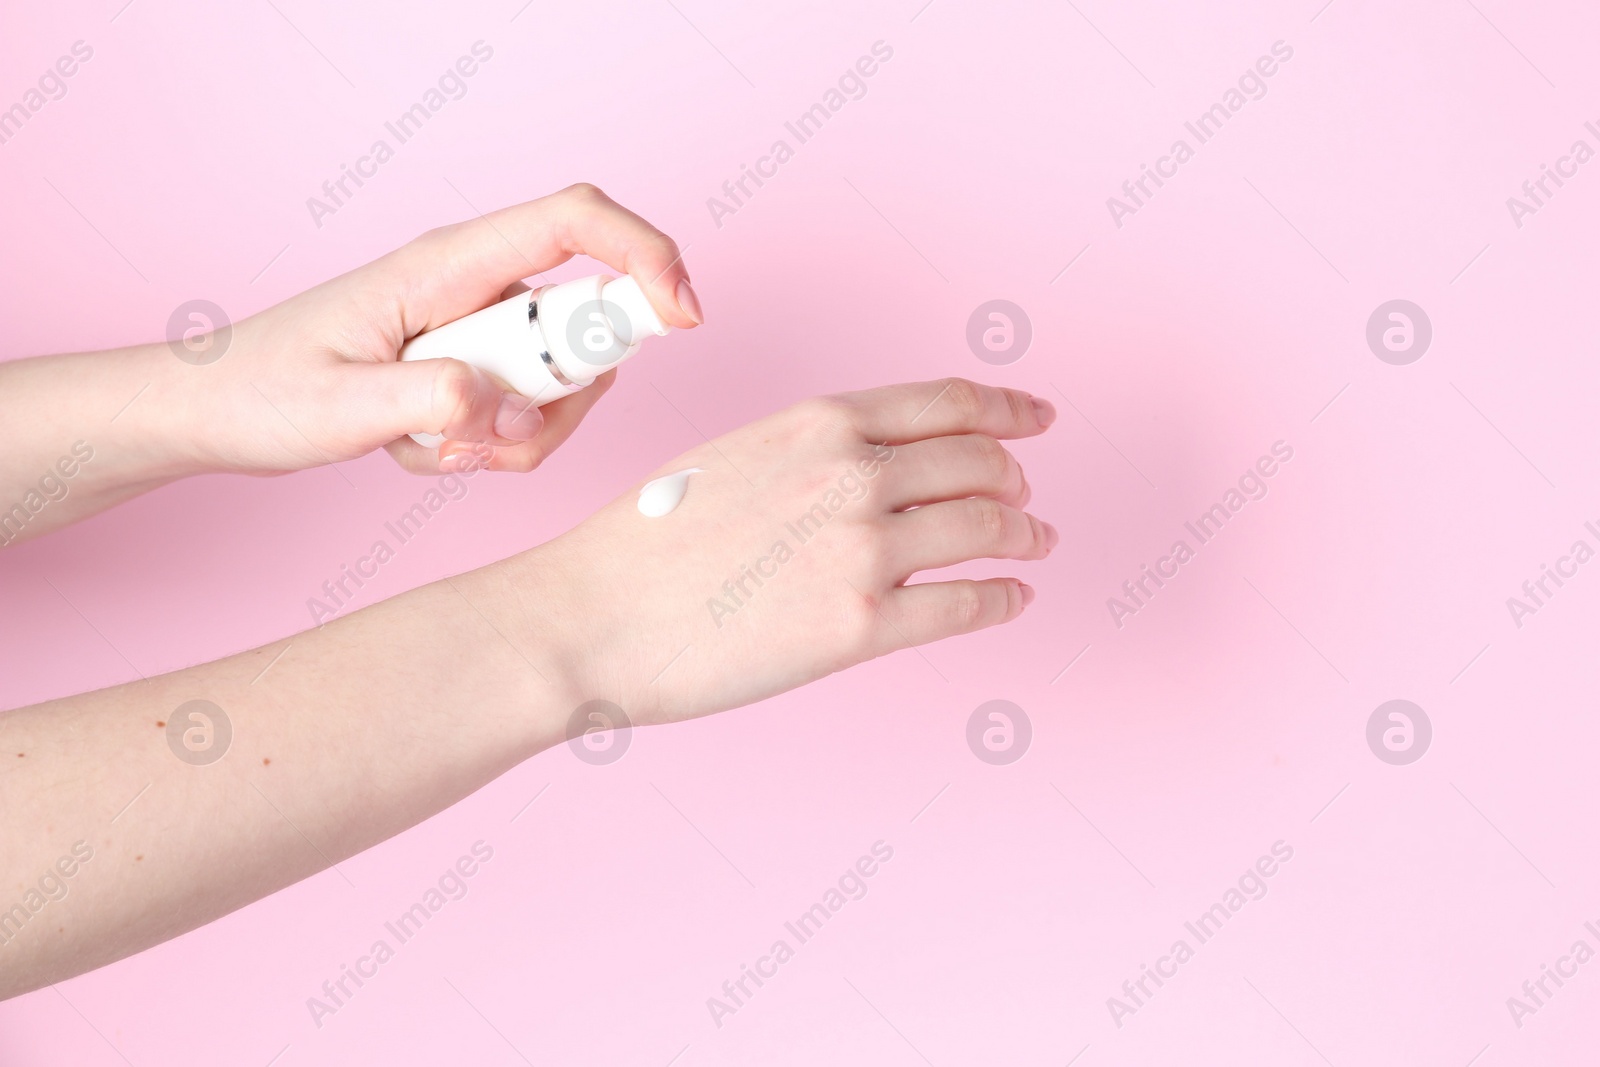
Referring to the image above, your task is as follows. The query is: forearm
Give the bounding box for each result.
[0,554,566,998]
[0,373,1056,1000]
[0,345,205,545]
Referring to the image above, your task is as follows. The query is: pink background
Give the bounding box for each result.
[3,0,1598,1062]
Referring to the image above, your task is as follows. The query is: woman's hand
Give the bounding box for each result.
[0,185,701,545]
[177,183,701,476]
[516,378,1058,727]
[0,377,1052,997]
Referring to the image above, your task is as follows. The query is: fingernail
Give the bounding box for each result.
[1019,476,1032,508]
[1042,521,1059,551]
[440,443,488,473]
[1031,397,1056,428]
[494,393,544,441]
[676,278,704,325]
[1019,582,1036,608]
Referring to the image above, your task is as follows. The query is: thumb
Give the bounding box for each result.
[346,357,545,448]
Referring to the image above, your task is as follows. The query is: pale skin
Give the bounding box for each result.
[0,185,1058,1000]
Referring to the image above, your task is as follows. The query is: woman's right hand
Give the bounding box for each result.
[509,378,1059,730]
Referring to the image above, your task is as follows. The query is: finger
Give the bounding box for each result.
[834,378,1055,445]
[874,578,1033,651]
[354,357,545,451]
[545,185,701,329]
[380,183,701,337]
[384,435,491,475]
[876,434,1029,512]
[438,371,616,473]
[373,279,549,474]
[510,369,615,458]
[886,498,1057,578]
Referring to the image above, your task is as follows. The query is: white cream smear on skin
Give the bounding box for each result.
[637,468,703,517]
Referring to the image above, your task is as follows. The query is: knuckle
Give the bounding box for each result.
[432,359,480,421]
[843,520,890,571]
[561,181,607,202]
[501,448,541,473]
[841,584,883,645]
[969,435,1011,485]
[949,582,987,629]
[641,231,681,261]
[972,497,1010,544]
[411,223,458,253]
[792,395,857,442]
[941,377,984,420]
[1002,387,1031,427]
[1024,514,1046,555]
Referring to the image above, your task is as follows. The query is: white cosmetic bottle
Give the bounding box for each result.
[398,273,669,446]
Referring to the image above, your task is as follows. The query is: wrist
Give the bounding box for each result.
[447,552,593,759]
[489,532,674,735]
[117,311,323,480]
[98,340,225,482]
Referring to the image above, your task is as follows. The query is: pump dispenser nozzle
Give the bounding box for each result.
[597,276,664,347]
[398,273,669,447]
